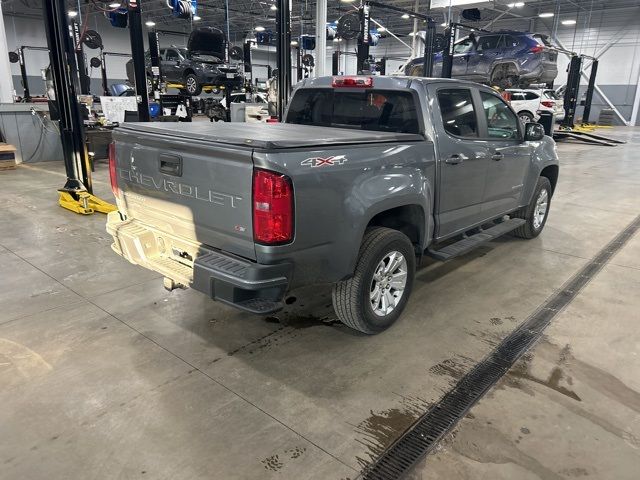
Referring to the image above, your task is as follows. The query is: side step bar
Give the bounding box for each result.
[427,218,526,261]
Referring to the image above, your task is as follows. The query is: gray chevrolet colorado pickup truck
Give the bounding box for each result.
[106,76,559,334]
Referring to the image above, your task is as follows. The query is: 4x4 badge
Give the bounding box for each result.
[301,155,348,168]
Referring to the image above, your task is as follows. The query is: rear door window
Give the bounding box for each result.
[504,35,521,49]
[524,92,540,100]
[436,89,478,138]
[286,88,420,134]
[480,92,520,140]
[476,35,502,52]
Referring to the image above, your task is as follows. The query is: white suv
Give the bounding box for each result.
[507,89,565,123]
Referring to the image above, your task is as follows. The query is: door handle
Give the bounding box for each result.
[159,154,183,176]
[445,154,463,165]
[492,152,504,161]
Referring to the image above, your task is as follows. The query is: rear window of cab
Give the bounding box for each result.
[285,88,420,134]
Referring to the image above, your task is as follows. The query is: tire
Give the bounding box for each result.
[512,176,552,239]
[518,111,534,124]
[332,227,416,334]
[184,73,202,96]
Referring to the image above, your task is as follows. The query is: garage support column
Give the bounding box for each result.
[315,0,327,77]
[127,0,150,122]
[0,3,15,103]
[275,0,292,120]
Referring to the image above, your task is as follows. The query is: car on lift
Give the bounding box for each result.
[405,31,558,89]
[125,27,243,96]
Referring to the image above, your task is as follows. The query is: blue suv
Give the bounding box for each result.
[405,31,558,88]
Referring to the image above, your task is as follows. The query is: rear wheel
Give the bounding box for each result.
[184,73,202,96]
[332,228,416,334]
[518,111,534,124]
[490,64,519,89]
[512,176,552,239]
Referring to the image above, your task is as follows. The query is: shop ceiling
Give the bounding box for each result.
[2,0,639,43]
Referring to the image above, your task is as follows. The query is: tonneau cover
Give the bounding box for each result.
[117,122,424,150]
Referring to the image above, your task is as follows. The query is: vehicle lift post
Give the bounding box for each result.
[275,0,292,120]
[15,46,49,101]
[148,27,163,99]
[561,55,582,129]
[69,17,91,95]
[42,0,115,214]
[555,54,624,146]
[127,0,150,121]
[358,1,435,76]
[582,59,598,125]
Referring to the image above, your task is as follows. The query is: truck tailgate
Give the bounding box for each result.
[112,125,256,261]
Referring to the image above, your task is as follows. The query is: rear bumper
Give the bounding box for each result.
[106,212,290,314]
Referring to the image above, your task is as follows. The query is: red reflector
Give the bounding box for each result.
[332,76,374,88]
[252,169,294,245]
[108,142,120,197]
[530,45,544,54]
[540,100,555,108]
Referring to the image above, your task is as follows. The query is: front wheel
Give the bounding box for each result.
[512,176,552,239]
[332,228,416,334]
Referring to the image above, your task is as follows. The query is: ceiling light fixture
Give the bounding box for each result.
[254,26,266,32]
[507,2,525,7]
[193,15,201,21]
[539,12,554,18]
[270,4,277,10]
[561,19,577,25]
[290,40,298,46]
[145,21,156,27]
[108,3,120,7]
[401,13,410,19]
[68,10,78,17]
[377,26,386,32]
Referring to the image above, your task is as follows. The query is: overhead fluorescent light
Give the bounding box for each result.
[290,40,298,46]
[539,12,554,18]
[145,21,156,27]
[507,2,525,7]
[68,10,78,17]
[401,14,410,19]
[193,15,201,21]
[561,19,577,25]
[254,26,266,32]
[108,3,120,7]
[270,4,277,10]
[377,26,386,32]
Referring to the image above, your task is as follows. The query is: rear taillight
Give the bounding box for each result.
[108,142,120,197]
[332,76,374,88]
[530,45,544,54]
[252,169,294,245]
[541,100,555,108]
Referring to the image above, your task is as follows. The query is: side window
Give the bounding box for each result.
[504,35,521,49]
[480,92,520,140]
[524,92,540,101]
[453,38,474,55]
[510,92,526,101]
[476,35,501,52]
[165,49,179,61]
[437,89,478,138]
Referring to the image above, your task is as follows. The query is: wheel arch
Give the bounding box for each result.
[365,204,427,253]
[540,164,559,194]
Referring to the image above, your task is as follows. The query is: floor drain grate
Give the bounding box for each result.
[361,214,640,480]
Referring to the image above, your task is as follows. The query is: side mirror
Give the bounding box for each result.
[524,122,545,141]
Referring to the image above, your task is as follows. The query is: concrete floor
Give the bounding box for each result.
[0,128,639,480]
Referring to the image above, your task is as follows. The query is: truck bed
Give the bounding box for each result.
[117,122,424,150]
